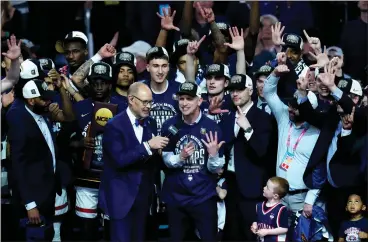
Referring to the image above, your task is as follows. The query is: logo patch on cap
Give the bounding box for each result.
[231,75,242,84]
[181,82,195,91]
[178,39,189,46]
[338,80,348,88]
[31,70,36,75]
[118,53,132,62]
[94,65,107,74]
[286,34,299,44]
[41,82,48,91]
[31,89,36,94]
[217,22,227,30]
[147,47,158,56]
[40,59,48,66]
[208,64,220,73]
[259,65,272,73]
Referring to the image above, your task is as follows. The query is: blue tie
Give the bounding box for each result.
[135,119,147,127]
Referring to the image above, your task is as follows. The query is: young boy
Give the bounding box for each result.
[338,194,368,242]
[251,177,289,242]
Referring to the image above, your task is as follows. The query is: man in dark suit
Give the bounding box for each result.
[219,74,273,241]
[7,79,62,241]
[98,82,169,242]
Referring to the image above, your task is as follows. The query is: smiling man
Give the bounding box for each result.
[141,46,180,135]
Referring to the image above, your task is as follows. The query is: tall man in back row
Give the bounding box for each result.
[161,82,225,241]
[99,82,169,242]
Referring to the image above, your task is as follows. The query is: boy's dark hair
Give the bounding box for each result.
[147,54,169,64]
[269,176,289,199]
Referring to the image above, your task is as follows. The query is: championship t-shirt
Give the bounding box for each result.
[339,218,368,242]
[161,113,223,207]
[141,79,180,135]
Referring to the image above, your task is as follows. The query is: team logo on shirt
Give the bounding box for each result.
[270,214,275,220]
[175,135,205,174]
[95,108,113,126]
[200,128,206,135]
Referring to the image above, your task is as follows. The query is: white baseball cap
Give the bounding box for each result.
[22,79,56,100]
[20,59,41,80]
[122,41,152,58]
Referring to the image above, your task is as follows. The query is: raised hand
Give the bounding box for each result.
[296,75,309,96]
[303,29,322,55]
[276,52,287,65]
[180,142,195,160]
[209,96,229,114]
[309,46,329,68]
[236,106,251,130]
[201,131,225,157]
[196,2,215,23]
[271,22,285,46]
[2,35,21,60]
[341,106,355,130]
[156,7,180,31]
[187,35,206,55]
[48,103,65,122]
[224,27,244,51]
[98,44,116,59]
[273,64,290,77]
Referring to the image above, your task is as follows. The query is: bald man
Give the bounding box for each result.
[99,82,169,242]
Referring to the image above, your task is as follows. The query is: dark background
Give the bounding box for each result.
[17,1,361,59]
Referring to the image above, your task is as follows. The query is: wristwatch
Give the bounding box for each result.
[244,127,253,133]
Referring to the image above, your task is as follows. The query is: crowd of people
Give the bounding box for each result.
[1,1,367,242]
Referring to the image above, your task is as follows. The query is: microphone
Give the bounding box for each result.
[166,125,179,138]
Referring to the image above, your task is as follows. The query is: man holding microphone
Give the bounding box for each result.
[99,82,169,242]
[161,81,225,241]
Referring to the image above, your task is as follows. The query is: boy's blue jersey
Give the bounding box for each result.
[339,217,368,242]
[256,201,288,242]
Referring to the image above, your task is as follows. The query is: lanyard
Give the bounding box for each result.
[286,123,308,153]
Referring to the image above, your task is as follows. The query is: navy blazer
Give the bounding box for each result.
[298,93,354,189]
[99,110,159,220]
[219,105,273,199]
[6,102,61,208]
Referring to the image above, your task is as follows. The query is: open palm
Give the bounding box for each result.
[2,35,21,60]
[224,27,244,51]
[156,7,180,31]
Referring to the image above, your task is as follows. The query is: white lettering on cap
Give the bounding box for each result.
[286,34,299,44]
[119,53,132,62]
[208,64,221,73]
[147,47,158,56]
[40,59,48,66]
[181,82,194,91]
[231,75,242,84]
[94,65,107,74]
[217,22,227,30]
[259,65,272,73]
[178,39,189,46]
[338,79,348,88]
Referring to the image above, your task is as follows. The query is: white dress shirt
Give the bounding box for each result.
[24,105,56,210]
[228,102,254,172]
[126,107,152,154]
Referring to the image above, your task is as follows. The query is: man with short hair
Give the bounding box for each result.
[220,74,273,241]
[254,64,274,115]
[111,51,137,109]
[161,81,225,241]
[141,46,180,135]
[99,82,169,241]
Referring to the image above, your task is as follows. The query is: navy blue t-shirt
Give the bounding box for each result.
[256,201,288,242]
[339,217,368,242]
[141,79,180,135]
[201,93,233,124]
[161,113,224,207]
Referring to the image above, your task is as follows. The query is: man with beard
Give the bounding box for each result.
[7,79,61,241]
[263,64,323,222]
[111,51,137,109]
[142,46,180,136]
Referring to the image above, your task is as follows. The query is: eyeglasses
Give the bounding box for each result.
[132,95,153,107]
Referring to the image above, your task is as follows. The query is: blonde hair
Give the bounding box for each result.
[269,177,289,199]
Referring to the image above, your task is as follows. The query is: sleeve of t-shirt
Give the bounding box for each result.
[277,206,289,228]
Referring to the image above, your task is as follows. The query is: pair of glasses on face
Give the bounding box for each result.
[132,95,154,107]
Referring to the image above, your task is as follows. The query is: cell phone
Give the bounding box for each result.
[159,4,170,16]
[270,59,278,68]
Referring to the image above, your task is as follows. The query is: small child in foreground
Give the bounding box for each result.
[338,194,368,242]
[251,176,289,242]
